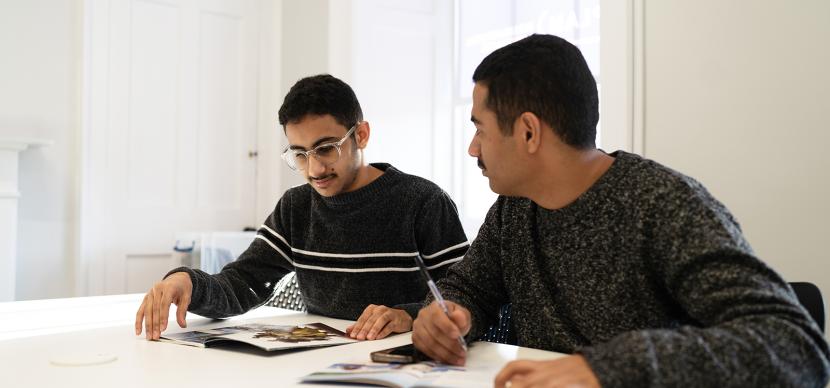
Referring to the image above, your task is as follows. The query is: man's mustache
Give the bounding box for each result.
[310,173,336,181]
[477,158,486,170]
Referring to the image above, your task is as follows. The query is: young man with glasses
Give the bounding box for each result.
[412,35,829,387]
[136,74,469,342]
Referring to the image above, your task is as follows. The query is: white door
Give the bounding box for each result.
[82,0,261,295]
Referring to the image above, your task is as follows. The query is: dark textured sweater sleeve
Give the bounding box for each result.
[433,198,509,340]
[396,190,470,318]
[165,197,295,319]
[579,178,830,387]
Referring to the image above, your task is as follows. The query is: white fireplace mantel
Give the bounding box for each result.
[0,137,53,301]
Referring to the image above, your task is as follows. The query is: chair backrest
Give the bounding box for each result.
[479,303,517,345]
[267,271,306,312]
[789,282,825,332]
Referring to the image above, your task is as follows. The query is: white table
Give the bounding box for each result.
[0,294,565,387]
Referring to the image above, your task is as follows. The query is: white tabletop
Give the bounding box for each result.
[0,294,565,387]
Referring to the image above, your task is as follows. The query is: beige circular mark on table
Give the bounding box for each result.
[49,352,118,367]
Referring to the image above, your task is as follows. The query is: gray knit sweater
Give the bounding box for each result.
[171,163,469,320]
[437,151,829,387]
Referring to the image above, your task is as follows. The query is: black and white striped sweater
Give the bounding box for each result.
[170,163,468,320]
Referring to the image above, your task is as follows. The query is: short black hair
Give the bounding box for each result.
[278,74,363,132]
[472,34,598,149]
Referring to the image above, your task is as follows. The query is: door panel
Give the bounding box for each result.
[127,0,179,208]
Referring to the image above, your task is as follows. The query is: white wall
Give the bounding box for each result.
[0,0,83,300]
[642,0,830,330]
[254,0,284,225]
[275,0,333,192]
[254,0,284,221]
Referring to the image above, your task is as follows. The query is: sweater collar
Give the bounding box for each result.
[317,163,401,207]
[534,150,633,219]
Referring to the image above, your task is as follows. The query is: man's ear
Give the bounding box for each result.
[354,121,371,149]
[516,112,542,154]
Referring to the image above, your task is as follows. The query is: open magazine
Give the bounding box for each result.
[301,361,491,388]
[160,322,356,352]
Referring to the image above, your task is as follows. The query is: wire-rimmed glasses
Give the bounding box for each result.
[281,123,358,171]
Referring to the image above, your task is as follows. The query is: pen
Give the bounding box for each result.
[413,255,468,352]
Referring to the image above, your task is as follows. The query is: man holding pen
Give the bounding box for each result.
[411,34,829,387]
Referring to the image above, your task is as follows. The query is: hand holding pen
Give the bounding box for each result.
[411,255,471,365]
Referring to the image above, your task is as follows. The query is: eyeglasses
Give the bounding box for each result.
[281,123,359,171]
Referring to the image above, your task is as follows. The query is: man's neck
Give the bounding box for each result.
[343,164,384,193]
[527,149,614,210]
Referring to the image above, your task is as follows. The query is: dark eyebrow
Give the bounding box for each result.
[470,115,482,125]
[288,136,340,151]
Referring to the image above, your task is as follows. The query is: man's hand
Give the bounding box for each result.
[494,356,601,388]
[134,272,193,340]
[345,304,412,340]
[411,301,471,366]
